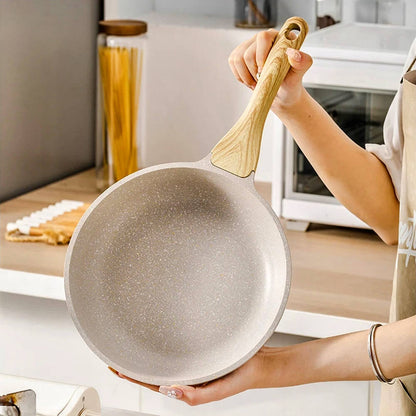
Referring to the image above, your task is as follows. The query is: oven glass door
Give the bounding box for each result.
[286,86,395,202]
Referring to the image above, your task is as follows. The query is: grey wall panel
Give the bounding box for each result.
[0,0,100,201]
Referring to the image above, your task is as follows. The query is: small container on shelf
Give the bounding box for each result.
[96,20,147,191]
[234,0,277,28]
[315,0,342,29]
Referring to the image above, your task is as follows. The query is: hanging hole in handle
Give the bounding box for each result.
[284,23,301,41]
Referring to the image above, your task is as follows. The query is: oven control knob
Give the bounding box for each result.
[0,403,20,416]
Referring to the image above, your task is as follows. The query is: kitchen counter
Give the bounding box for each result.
[102,409,156,416]
[0,169,397,338]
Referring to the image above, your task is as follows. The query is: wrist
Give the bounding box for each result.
[271,87,309,117]
[261,345,309,388]
[264,331,376,388]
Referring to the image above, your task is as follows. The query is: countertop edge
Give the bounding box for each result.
[0,268,380,338]
[278,309,381,339]
[0,268,65,301]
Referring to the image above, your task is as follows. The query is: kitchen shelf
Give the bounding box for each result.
[0,170,397,338]
[140,12,240,31]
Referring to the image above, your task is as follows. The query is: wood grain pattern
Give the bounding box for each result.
[0,171,396,321]
[211,17,308,177]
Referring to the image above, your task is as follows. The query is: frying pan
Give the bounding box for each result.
[65,16,308,386]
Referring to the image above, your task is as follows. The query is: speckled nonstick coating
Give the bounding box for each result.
[65,17,308,386]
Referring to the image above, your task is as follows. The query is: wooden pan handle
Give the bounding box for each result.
[211,17,308,177]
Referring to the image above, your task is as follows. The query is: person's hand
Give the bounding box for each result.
[228,29,313,111]
[111,317,416,406]
[110,346,281,406]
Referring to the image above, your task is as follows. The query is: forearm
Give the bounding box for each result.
[266,315,416,387]
[272,89,399,244]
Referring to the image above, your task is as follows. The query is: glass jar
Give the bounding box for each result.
[234,0,277,28]
[96,20,147,191]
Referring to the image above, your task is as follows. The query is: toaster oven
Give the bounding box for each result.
[272,23,416,230]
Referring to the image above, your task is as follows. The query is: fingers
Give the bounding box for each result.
[228,34,257,88]
[229,29,279,89]
[159,360,258,407]
[285,49,313,87]
[158,377,241,406]
[233,52,257,89]
[243,42,258,86]
[109,366,231,405]
[184,378,242,406]
[109,352,261,406]
[228,28,312,99]
[255,29,279,73]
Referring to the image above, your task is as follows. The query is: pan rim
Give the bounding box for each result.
[64,156,291,386]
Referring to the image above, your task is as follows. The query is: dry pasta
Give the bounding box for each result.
[98,46,143,182]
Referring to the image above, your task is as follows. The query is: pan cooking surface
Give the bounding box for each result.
[66,166,289,385]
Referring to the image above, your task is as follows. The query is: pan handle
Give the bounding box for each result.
[211,16,308,178]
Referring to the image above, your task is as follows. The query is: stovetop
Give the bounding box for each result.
[0,374,158,416]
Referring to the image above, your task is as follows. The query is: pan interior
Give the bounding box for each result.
[67,166,288,384]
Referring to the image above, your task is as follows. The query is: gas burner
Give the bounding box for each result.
[0,375,100,416]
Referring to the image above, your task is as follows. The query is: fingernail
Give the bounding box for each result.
[286,48,301,62]
[159,386,183,399]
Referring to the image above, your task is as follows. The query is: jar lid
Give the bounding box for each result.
[99,20,147,36]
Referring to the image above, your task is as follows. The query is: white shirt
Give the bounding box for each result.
[365,37,416,200]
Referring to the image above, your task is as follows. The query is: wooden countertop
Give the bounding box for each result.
[0,169,396,325]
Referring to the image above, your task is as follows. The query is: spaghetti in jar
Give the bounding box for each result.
[96,20,147,190]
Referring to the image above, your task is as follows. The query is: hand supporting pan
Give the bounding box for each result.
[65,17,308,386]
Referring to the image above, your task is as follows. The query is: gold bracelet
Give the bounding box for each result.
[367,324,395,384]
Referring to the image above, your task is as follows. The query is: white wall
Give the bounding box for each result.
[105,0,154,19]
[140,21,282,183]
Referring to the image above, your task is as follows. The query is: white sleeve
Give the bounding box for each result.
[365,37,416,201]
[365,88,403,200]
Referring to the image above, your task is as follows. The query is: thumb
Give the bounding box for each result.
[285,48,313,84]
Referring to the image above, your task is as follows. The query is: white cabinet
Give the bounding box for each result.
[0,289,376,416]
[135,14,280,183]
[0,292,141,412]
